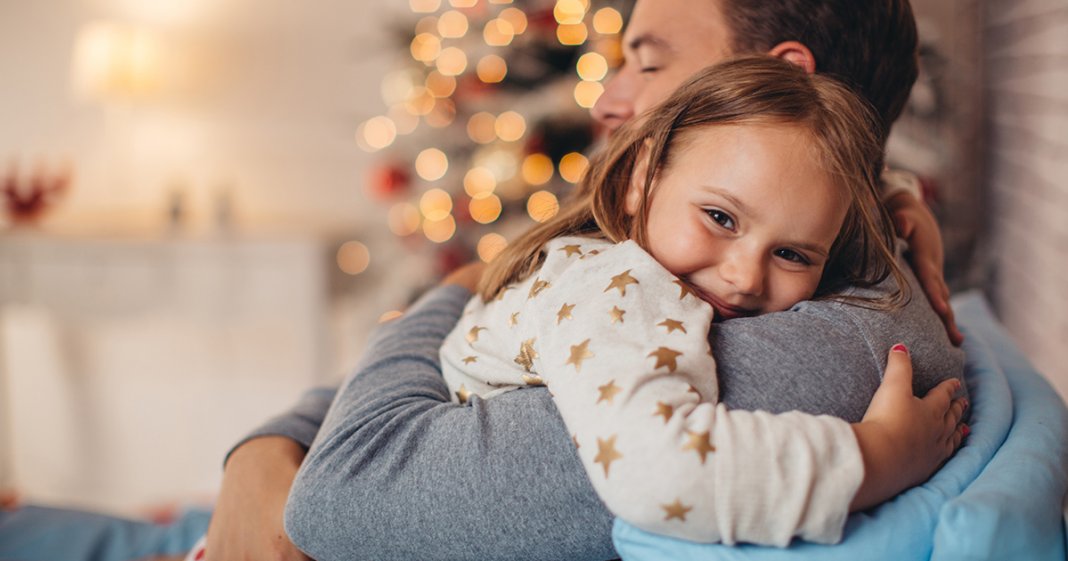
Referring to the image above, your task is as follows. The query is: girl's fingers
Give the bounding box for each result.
[944,396,967,428]
[883,343,914,392]
[924,376,960,414]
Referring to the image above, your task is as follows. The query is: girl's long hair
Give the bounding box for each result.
[479,56,909,309]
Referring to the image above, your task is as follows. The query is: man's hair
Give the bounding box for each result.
[721,0,919,141]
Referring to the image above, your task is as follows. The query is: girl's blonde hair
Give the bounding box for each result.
[479,56,910,309]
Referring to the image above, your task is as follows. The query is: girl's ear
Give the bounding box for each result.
[624,140,653,216]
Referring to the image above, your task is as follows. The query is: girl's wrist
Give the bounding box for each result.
[848,421,898,512]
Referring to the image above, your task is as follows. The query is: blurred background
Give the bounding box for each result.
[0,0,1065,517]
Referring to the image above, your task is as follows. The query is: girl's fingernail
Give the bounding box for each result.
[961,424,971,438]
[891,343,909,355]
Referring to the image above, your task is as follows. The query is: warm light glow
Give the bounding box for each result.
[436,47,468,76]
[358,116,398,152]
[425,71,457,98]
[489,0,513,4]
[469,194,503,224]
[415,148,449,181]
[483,18,515,46]
[554,0,587,24]
[521,153,554,185]
[415,16,440,35]
[449,0,478,7]
[499,8,528,34]
[381,69,419,105]
[410,33,441,63]
[73,21,165,100]
[389,104,420,135]
[388,202,422,236]
[559,152,589,183]
[495,111,526,142]
[592,7,623,34]
[405,86,437,115]
[467,112,498,144]
[420,188,454,221]
[336,241,371,275]
[425,98,456,128]
[423,215,457,243]
[556,23,588,46]
[527,190,560,222]
[477,233,508,262]
[438,10,470,38]
[595,37,624,67]
[378,310,404,323]
[573,80,605,108]
[576,52,608,81]
[477,55,508,83]
[410,0,442,13]
[464,167,498,199]
[477,147,519,182]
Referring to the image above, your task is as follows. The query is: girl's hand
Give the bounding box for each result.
[885,192,964,346]
[441,261,486,293]
[849,344,968,511]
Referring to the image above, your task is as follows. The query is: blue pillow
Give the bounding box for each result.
[613,292,1067,561]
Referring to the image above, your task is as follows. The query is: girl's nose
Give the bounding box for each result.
[721,254,764,296]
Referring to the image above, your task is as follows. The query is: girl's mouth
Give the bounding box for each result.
[693,287,755,321]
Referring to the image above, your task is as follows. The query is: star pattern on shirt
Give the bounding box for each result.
[466,326,487,344]
[557,303,576,325]
[560,244,583,258]
[609,306,626,324]
[648,347,683,373]
[604,269,639,297]
[661,499,694,522]
[594,435,623,477]
[528,278,551,299]
[462,356,477,365]
[658,319,687,334]
[654,401,674,424]
[515,338,538,372]
[673,279,698,301]
[572,434,581,449]
[597,380,622,405]
[509,311,520,327]
[566,338,595,372]
[455,384,471,405]
[580,249,601,260]
[495,286,515,301]
[683,430,716,464]
[522,374,545,386]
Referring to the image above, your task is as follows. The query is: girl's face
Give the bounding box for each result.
[626,123,849,321]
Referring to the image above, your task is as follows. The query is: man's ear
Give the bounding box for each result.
[768,41,817,75]
[624,140,653,216]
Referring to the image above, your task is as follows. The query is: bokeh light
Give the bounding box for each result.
[527,190,560,222]
[592,7,623,34]
[410,0,442,13]
[477,233,508,262]
[467,111,498,144]
[489,0,513,4]
[410,33,441,63]
[381,69,419,105]
[423,215,457,243]
[415,148,449,181]
[415,16,439,35]
[495,111,526,142]
[476,54,508,83]
[557,23,588,46]
[483,18,515,47]
[358,116,397,152]
[438,10,469,38]
[425,71,457,97]
[469,194,503,224]
[595,37,624,67]
[521,153,554,185]
[499,8,527,34]
[576,52,608,81]
[463,167,497,199]
[388,104,420,135]
[420,187,454,220]
[436,46,468,76]
[477,147,519,182]
[554,0,587,24]
[388,202,421,236]
[405,86,436,115]
[573,80,604,108]
[559,152,589,183]
[425,98,456,128]
[449,0,478,7]
[336,241,371,275]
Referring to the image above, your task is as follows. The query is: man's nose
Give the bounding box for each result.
[590,70,635,134]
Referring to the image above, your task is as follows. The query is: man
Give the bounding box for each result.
[206,1,963,560]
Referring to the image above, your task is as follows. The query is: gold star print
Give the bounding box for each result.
[594,435,623,477]
[528,278,550,299]
[661,499,694,522]
[580,249,601,260]
[597,380,622,405]
[515,338,538,372]
[683,430,716,464]
[495,286,514,301]
[658,319,687,334]
[566,339,595,372]
[654,402,674,424]
[557,303,576,325]
[559,244,583,258]
[462,356,477,365]
[687,385,702,399]
[673,279,698,301]
[509,312,520,327]
[604,270,639,297]
[466,326,487,344]
[522,373,545,386]
[455,385,472,405]
[609,306,626,324]
[572,434,580,449]
[648,347,683,373]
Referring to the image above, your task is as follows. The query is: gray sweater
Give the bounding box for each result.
[240,265,963,561]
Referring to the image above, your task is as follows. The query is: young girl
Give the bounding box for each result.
[438,57,916,546]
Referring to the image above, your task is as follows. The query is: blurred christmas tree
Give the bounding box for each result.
[357,0,629,275]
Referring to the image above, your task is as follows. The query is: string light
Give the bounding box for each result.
[469,194,503,224]
[467,112,498,144]
[477,233,508,262]
[499,8,527,34]
[592,7,624,34]
[388,202,422,236]
[358,116,397,152]
[463,167,497,199]
[436,46,468,76]
[573,80,604,108]
[554,0,587,25]
[559,152,589,183]
[420,187,453,220]
[477,54,508,83]
[521,153,554,185]
[336,241,371,275]
[557,23,588,46]
[423,215,457,243]
[438,10,470,38]
[410,0,442,14]
[415,148,449,181]
[527,190,560,222]
[495,111,526,142]
[410,33,441,63]
[576,52,608,81]
[483,18,515,46]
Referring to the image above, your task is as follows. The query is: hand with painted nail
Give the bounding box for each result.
[848,344,968,511]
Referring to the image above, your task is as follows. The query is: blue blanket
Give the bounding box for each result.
[613,292,1068,560]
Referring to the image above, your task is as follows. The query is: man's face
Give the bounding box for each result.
[591,0,736,135]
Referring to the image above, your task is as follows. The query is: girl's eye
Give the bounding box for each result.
[774,248,810,265]
[705,209,735,230]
